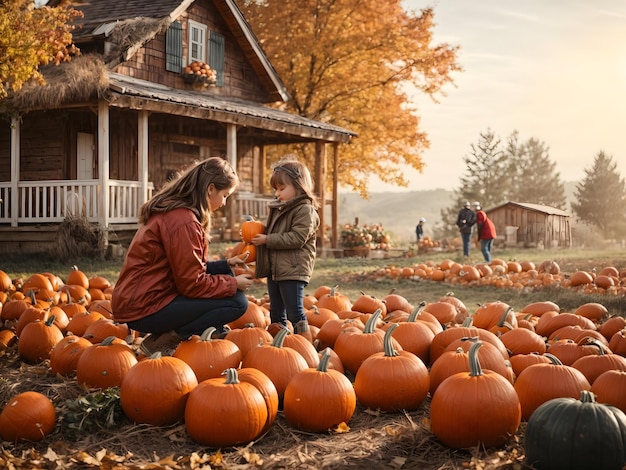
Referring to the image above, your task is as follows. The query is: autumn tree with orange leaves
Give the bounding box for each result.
[237,0,461,195]
[0,0,82,99]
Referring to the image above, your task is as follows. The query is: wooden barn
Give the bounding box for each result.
[486,201,572,249]
[0,0,355,255]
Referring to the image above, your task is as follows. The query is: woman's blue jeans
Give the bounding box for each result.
[481,239,494,263]
[127,290,248,339]
[266,277,307,326]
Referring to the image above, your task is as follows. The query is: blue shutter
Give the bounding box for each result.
[209,31,225,86]
[166,21,183,73]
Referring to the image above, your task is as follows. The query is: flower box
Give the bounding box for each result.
[182,73,217,86]
[343,246,370,258]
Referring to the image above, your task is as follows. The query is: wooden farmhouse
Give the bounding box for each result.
[0,0,356,255]
[486,201,572,249]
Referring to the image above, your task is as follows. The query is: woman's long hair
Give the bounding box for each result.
[139,157,239,236]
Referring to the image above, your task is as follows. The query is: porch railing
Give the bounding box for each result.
[236,191,274,222]
[0,182,275,227]
[0,180,154,225]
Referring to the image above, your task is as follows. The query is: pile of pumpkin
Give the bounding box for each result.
[417,236,441,252]
[1,268,626,470]
[372,258,626,295]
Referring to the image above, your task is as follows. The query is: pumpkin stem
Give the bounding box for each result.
[407,301,426,322]
[496,306,515,328]
[363,309,382,334]
[462,317,474,327]
[579,390,596,403]
[460,336,479,344]
[149,351,163,360]
[582,338,607,355]
[317,348,332,372]
[271,327,289,347]
[200,327,217,341]
[101,335,118,346]
[543,353,563,365]
[468,341,484,377]
[45,315,56,327]
[383,324,399,357]
[222,367,240,384]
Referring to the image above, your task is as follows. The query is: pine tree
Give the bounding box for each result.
[505,132,567,209]
[439,129,509,237]
[571,151,626,238]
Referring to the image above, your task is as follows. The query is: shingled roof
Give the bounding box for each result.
[51,0,289,103]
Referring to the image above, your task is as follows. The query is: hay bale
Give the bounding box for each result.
[51,216,106,260]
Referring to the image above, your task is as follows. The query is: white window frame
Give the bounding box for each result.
[188,20,207,63]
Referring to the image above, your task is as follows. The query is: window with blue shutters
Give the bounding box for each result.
[165,21,183,73]
[188,20,207,63]
[209,31,225,86]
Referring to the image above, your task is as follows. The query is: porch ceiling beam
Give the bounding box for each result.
[106,94,352,144]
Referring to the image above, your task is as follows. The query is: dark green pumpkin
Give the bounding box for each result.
[525,390,626,470]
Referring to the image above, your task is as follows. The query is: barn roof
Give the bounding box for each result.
[487,201,570,217]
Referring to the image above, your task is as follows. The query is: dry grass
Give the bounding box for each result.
[0,247,624,469]
[0,346,529,469]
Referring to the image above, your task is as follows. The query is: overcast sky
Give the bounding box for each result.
[364,0,626,192]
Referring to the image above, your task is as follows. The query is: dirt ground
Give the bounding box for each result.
[0,343,533,470]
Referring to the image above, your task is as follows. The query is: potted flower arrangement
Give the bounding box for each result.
[340,221,391,257]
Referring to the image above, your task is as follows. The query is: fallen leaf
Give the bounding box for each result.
[333,422,350,433]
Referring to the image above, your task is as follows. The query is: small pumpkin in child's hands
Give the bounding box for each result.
[241,216,265,243]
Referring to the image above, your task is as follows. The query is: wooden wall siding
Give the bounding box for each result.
[19,115,68,181]
[0,122,10,181]
[489,205,571,248]
[109,109,139,181]
[235,142,255,193]
[114,1,270,103]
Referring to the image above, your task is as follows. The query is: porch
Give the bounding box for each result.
[0,179,275,254]
[0,180,154,225]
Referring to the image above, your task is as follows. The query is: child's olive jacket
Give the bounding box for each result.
[254,195,320,283]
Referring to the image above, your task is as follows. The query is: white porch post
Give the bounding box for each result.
[138,110,149,205]
[10,116,19,227]
[331,143,339,249]
[314,142,326,249]
[98,101,110,237]
[226,123,237,235]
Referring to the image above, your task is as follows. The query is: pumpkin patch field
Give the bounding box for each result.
[1,248,626,469]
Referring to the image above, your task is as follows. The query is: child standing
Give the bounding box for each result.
[251,156,320,342]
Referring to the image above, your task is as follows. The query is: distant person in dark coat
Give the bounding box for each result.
[456,201,476,257]
[475,204,496,262]
[415,217,426,243]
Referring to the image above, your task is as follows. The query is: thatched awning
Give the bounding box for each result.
[7,55,109,112]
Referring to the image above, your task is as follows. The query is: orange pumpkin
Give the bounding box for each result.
[240,217,265,243]
[0,392,56,442]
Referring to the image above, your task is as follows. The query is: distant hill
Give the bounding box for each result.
[330,182,578,244]
[329,189,455,244]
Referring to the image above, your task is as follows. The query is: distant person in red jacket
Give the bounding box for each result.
[474,203,496,263]
[112,157,253,356]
